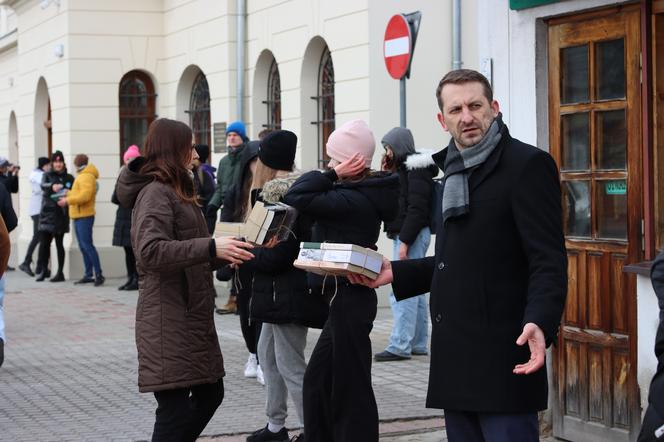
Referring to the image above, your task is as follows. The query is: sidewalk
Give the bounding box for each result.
[0,270,443,441]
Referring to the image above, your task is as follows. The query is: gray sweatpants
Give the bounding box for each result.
[257,322,308,427]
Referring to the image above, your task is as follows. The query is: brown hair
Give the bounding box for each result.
[74,154,88,168]
[139,118,197,204]
[435,69,493,111]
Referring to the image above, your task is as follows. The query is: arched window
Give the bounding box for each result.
[188,72,211,147]
[265,59,281,130]
[316,48,335,168]
[119,71,156,162]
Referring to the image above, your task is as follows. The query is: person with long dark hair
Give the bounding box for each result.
[283,120,399,442]
[115,118,254,441]
[35,151,74,282]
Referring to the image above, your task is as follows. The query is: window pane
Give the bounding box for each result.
[563,180,591,237]
[596,38,625,100]
[561,45,589,104]
[561,113,590,171]
[597,180,627,240]
[597,110,626,170]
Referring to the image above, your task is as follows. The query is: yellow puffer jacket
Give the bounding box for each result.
[66,163,99,219]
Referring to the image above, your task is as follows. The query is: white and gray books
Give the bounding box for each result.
[293,242,383,280]
[216,201,297,246]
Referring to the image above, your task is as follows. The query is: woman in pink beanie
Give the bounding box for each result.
[283,120,399,442]
[112,145,141,290]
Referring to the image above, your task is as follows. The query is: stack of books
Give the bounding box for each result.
[215,201,297,246]
[293,242,383,280]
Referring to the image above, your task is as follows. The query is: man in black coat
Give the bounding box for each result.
[349,69,567,441]
[638,252,664,441]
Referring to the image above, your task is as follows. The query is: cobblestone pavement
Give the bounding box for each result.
[0,270,443,441]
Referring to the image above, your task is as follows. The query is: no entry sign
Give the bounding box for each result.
[384,14,412,80]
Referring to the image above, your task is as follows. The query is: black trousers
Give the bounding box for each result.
[22,215,41,268]
[444,410,539,442]
[237,291,262,358]
[303,284,378,442]
[124,246,137,278]
[152,378,224,442]
[36,231,65,274]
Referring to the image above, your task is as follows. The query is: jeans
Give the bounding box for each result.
[74,216,102,278]
[0,275,5,342]
[152,378,224,442]
[22,215,41,267]
[385,228,431,357]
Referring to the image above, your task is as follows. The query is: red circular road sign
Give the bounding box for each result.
[383,14,412,80]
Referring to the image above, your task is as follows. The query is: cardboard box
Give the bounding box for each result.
[215,222,244,238]
[228,201,297,245]
[293,242,383,280]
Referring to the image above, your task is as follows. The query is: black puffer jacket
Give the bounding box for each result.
[111,171,132,247]
[283,169,399,288]
[383,150,438,244]
[38,169,74,234]
[244,174,328,329]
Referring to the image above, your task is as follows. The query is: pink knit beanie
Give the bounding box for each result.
[326,119,376,168]
[123,145,140,164]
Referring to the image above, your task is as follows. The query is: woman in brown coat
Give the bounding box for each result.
[116,118,254,442]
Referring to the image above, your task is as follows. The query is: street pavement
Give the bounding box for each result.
[0,270,445,441]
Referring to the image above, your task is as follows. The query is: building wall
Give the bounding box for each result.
[0,0,477,285]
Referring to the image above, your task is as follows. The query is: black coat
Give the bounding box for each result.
[391,124,567,413]
[383,150,438,244]
[111,173,132,247]
[0,173,18,194]
[38,169,75,234]
[0,184,17,232]
[244,175,329,329]
[283,169,399,290]
[639,253,664,441]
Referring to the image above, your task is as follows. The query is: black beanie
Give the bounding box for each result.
[194,144,210,163]
[51,150,65,163]
[38,157,50,170]
[258,130,297,171]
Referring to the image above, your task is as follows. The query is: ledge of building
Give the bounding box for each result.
[0,28,17,53]
[623,260,653,277]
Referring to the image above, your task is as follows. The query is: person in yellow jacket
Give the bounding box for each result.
[57,154,104,286]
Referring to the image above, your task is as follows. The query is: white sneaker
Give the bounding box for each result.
[256,365,265,386]
[244,353,258,378]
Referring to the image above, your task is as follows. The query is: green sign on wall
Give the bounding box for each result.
[510,0,560,10]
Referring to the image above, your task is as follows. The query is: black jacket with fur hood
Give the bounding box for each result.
[384,150,439,245]
[244,173,329,329]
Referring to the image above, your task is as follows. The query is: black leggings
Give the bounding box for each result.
[22,215,41,267]
[237,291,262,357]
[124,246,137,278]
[152,378,224,442]
[37,232,65,274]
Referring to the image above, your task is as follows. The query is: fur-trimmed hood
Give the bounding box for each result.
[405,149,440,174]
[260,172,303,204]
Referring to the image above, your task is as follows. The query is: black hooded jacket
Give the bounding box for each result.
[38,169,75,234]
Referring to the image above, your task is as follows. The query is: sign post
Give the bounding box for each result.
[383,11,421,127]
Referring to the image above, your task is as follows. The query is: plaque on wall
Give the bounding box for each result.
[213,122,227,153]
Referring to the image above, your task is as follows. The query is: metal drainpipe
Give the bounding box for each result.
[236,0,246,121]
[452,0,462,70]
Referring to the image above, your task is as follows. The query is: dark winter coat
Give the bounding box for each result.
[391,123,567,413]
[209,142,248,209]
[244,174,329,329]
[111,170,132,247]
[639,253,664,441]
[38,169,74,234]
[0,183,17,233]
[194,163,216,208]
[219,141,260,223]
[0,173,18,194]
[115,157,225,393]
[282,169,399,290]
[383,150,438,244]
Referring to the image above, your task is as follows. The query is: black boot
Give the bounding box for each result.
[18,262,34,277]
[49,272,65,282]
[94,274,105,287]
[118,275,132,290]
[35,272,46,282]
[124,275,138,291]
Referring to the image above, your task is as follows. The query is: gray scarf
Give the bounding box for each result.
[441,117,502,223]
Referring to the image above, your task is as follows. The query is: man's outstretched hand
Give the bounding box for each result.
[513,322,546,375]
[347,257,393,288]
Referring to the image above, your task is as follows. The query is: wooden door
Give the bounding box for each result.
[548,6,642,442]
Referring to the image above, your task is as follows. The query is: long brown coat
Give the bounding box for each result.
[116,159,224,393]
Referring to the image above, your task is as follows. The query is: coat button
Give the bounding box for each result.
[435,313,442,323]
[438,262,445,270]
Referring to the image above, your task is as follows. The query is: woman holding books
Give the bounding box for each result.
[283,120,399,442]
[236,130,328,442]
[115,118,254,441]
